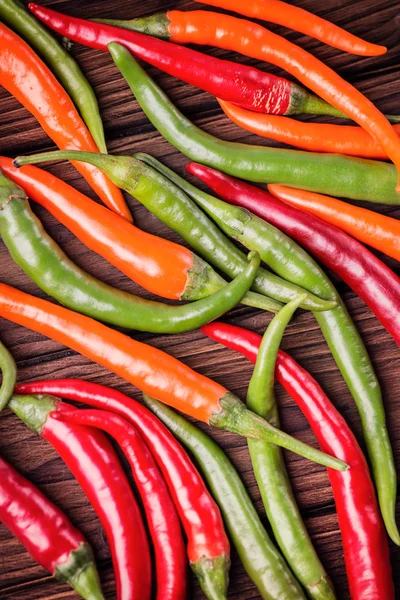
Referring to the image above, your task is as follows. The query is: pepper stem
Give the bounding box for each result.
[93,13,171,40]
[13,151,144,193]
[55,543,105,600]
[8,394,58,432]
[210,393,348,471]
[191,554,230,600]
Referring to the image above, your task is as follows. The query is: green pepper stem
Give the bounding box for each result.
[13,150,144,190]
[93,13,171,40]
[247,294,307,420]
[9,394,58,432]
[55,543,105,600]
[210,393,348,471]
[191,555,230,600]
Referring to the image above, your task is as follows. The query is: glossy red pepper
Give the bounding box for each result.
[187,163,400,347]
[15,379,231,600]
[27,2,343,119]
[0,454,104,599]
[52,408,187,600]
[8,394,152,600]
[202,322,395,600]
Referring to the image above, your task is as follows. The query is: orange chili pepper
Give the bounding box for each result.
[197,0,386,56]
[165,10,400,192]
[218,99,399,161]
[0,283,346,470]
[0,157,216,301]
[268,184,400,263]
[0,22,131,221]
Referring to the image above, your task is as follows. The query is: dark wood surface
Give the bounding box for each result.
[0,0,399,598]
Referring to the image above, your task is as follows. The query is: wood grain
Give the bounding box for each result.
[0,0,399,598]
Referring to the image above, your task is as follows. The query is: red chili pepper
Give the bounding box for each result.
[187,162,400,347]
[51,408,187,600]
[201,322,395,600]
[28,2,350,119]
[9,394,152,600]
[15,379,231,599]
[0,454,104,599]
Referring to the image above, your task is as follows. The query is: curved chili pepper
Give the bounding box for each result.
[134,152,336,313]
[0,337,16,411]
[103,43,400,204]
[246,296,335,599]
[190,168,400,348]
[8,394,152,600]
[52,409,187,600]
[0,23,129,221]
[202,322,395,599]
[12,150,336,314]
[0,283,346,469]
[194,0,386,56]
[0,172,261,332]
[218,99,400,161]
[144,395,306,600]
[14,379,231,600]
[0,158,224,303]
[189,162,400,545]
[24,3,346,121]
[147,10,400,189]
[269,184,400,263]
[31,4,399,124]
[0,454,105,600]
[0,0,107,153]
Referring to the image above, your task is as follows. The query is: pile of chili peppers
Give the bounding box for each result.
[0,0,399,598]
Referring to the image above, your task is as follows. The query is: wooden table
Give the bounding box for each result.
[0,1,399,598]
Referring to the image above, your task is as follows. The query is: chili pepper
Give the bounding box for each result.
[200,172,400,347]
[144,395,306,600]
[29,4,400,124]
[51,409,187,600]
[1,158,226,304]
[269,184,400,263]
[0,23,129,221]
[8,394,152,600]
[0,0,107,154]
[18,3,342,122]
[96,43,400,204]
[189,162,400,546]
[0,337,16,412]
[218,99,400,160]
[0,283,346,469]
[0,171,261,332]
[14,379,231,600]
[245,295,335,599]
[202,322,395,600]
[194,0,386,56]
[135,152,337,312]
[12,151,335,315]
[0,454,105,600]
[120,10,400,188]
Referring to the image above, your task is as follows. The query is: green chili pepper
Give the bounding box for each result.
[151,158,398,545]
[0,171,262,334]
[247,295,335,600]
[0,0,107,153]
[107,42,400,205]
[143,394,306,600]
[12,149,336,315]
[0,337,17,411]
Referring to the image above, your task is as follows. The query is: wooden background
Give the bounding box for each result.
[0,0,399,598]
